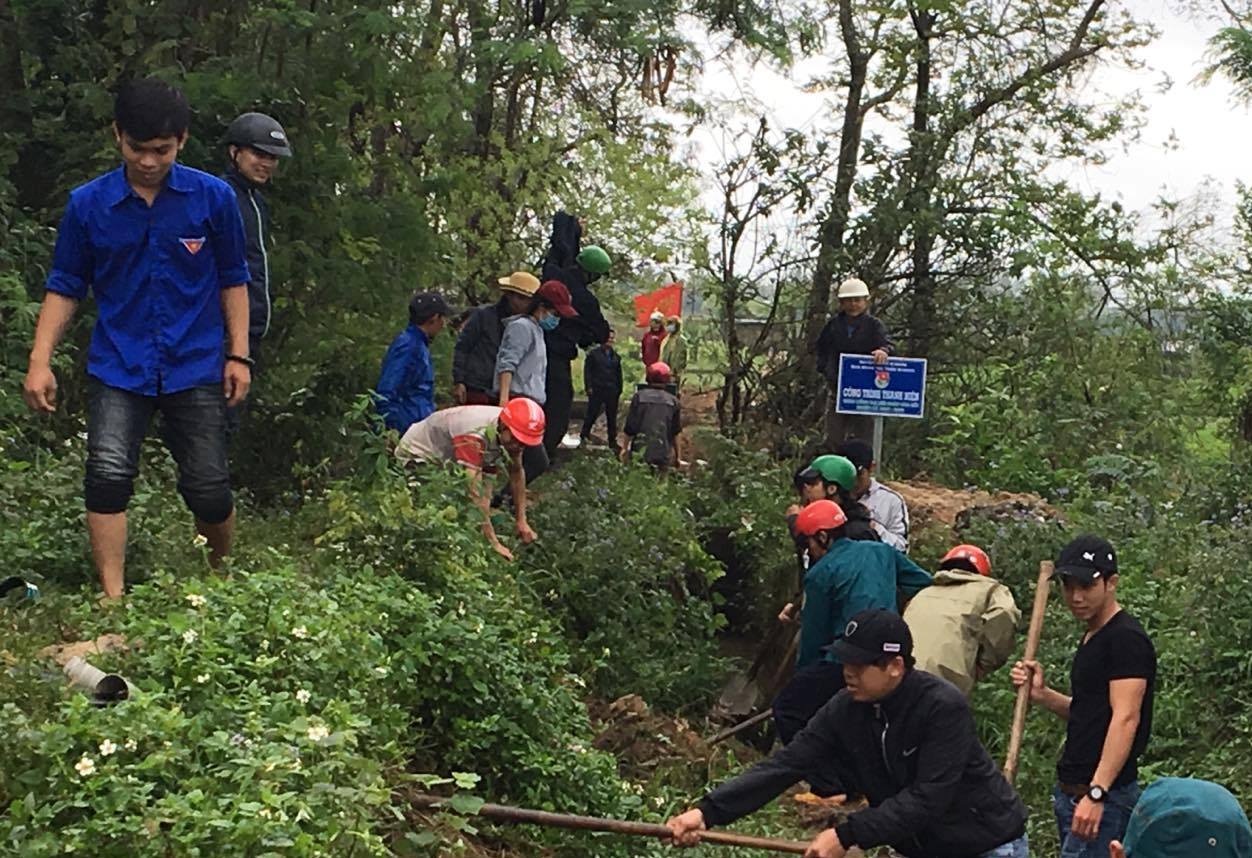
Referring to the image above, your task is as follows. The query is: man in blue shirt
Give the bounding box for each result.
[375,291,455,433]
[22,79,252,601]
[774,499,931,747]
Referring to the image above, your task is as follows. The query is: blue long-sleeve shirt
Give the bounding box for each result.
[375,325,434,433]
[797,538,932,668]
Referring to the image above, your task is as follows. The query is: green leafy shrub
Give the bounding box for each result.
[521,455,729,711]
[684,430,798,637]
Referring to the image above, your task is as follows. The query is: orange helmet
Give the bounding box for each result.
[646,361,672,384]
[793,499,848,537]
[940,544,991,577]
[499,398,546,446]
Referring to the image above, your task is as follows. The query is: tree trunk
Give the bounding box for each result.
[799,0,869,380]
[904,8,937,357]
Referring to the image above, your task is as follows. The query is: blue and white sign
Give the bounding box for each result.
[836,355,927,419]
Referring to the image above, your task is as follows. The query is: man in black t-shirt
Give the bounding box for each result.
[1010,535,1156,858]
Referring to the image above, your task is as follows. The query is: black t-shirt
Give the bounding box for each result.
[1057,610,1156,787]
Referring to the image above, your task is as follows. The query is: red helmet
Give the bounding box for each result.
[793,499,848,537]
[940,544,991,577]
[499,398,546,446]
[646,361,672,384]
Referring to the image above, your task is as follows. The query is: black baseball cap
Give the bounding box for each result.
[1054,534,1118,585]
[825,608,912,665]
[409,291,456,321]
[835,438,874,470]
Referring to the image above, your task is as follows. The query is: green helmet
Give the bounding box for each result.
[809,455,857,492]
[577,245,612,274]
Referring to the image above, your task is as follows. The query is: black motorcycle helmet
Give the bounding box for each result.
[224,112,292,157]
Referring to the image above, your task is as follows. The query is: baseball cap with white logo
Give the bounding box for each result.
[1054,534,1118,585]
[825,608,912,665]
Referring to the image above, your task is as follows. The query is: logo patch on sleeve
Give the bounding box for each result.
[180,236,206,255]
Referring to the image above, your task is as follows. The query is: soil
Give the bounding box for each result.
[588,694,711,778]
[38,633,129,666]
[888,478,1063,538]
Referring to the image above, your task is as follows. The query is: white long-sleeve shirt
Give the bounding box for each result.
[864,478,910,552]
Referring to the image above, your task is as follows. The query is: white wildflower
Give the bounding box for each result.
[98,739,117,757]
[374,666,388,677]
[291,625,308,639]
[192,534,208,548]
[307,724,330,742]
[258,807,273,819]
[260,639,270,651]
[196,673,209,684]
[75,755,96,776]
[182,629,198,644]
[185,593,206,608]
[124,739,138,752]
[296,689,311,703]
[653,796,665,808]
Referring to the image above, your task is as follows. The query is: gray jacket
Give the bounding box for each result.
[865,479,910,552]
[491,315,547,404]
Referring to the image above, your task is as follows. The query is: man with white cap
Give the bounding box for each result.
[814,277,894,447]
[1110,778,1252,858]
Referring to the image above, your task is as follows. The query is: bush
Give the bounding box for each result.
[520,455,729,711]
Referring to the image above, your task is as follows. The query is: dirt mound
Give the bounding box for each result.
[889,479,1062,536]
[589,694,710,776]
[38,634,129,666]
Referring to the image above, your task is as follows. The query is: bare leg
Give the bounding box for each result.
[87,511,128,600]
[196,509,235,568]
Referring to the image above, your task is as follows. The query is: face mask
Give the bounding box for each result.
[666,324,677,334]
[538,314,560,331]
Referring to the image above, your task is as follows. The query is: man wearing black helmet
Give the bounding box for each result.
[222,112,292,429]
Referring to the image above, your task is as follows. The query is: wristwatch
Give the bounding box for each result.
[1087,785,1107,803]
[226,354,255,369]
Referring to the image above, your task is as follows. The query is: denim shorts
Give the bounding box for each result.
[85,379,233,523]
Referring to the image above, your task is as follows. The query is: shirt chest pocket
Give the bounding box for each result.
[159,226,215,284]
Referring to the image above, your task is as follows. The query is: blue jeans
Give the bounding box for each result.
[980,834,1029,858]
[1052,782,1140,858]
[86,379,234,523]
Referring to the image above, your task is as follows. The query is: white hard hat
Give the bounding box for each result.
[649,310,665,321]
[837,277,870,299]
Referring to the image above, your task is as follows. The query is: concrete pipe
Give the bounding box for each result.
[63,656,135,705]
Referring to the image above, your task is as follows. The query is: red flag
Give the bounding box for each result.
[633,282,684,327]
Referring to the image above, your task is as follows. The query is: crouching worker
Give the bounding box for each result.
[773,500,931,749]
[395,399,545,561]
[904,544,1021,696]
[623,362,681,470]
[667,609,1030,858]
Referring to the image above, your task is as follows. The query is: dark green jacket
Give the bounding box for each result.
[797,538,932,668]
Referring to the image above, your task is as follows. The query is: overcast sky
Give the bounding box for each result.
[681,0,1250,242]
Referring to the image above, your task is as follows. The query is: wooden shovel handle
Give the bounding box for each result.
[1003,560,1053,785]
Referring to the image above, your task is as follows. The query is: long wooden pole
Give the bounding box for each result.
[1003,560,1053,785]
[410,793,810,854]
[710,707,773,745]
